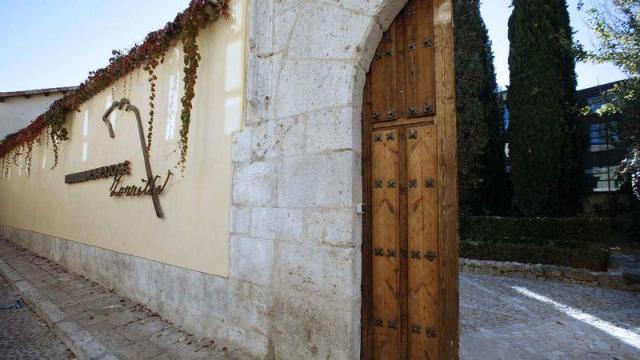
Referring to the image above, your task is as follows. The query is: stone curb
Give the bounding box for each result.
[460,258,640,292]
[0,259,119,360]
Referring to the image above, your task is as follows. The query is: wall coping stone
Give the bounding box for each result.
[460,258,640,292]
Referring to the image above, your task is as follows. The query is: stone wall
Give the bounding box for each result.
[460,258,640,292]
[227,0,412,358]
[1,1,434,359]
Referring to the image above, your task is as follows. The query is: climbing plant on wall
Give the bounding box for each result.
[0,0,230,175]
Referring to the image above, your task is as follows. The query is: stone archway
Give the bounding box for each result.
[231,0,456,358]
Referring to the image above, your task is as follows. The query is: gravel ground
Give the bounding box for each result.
[0,275,72,360]
[460,272,640,359]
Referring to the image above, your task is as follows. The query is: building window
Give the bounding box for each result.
[589,122,619,152]
[503,105,510,130]
[585,166,621,192]
[588,96,605,113]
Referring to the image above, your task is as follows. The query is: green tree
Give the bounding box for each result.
[554,0,582,216]
[579,0,640,199]
[508,0,579,216]
[454,0,507,214]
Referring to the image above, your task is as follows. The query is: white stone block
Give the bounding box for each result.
[304,208,355,247]
[233,179,276,207]
[230,206,251,235]
[288,4,371,60]
[227,326,270,360]
[226,280,273,335]
[275,243,358,299]
[376,0,409,30]
[274,7,298,54]
[232,128,252,163]
[274,0,306,15]
[233,161,277,207]
[251,207,303,241]
[248,0,274,55]
[272,289,357,359]
[277,152,354,208]
[306,107,356,154]
[246,55,275,125]
[202,274,228,319]
[275,60,356,118]
[230,236,274,286]
[252,114,306,159]
[323,0,386,16]
[355,21,382,72]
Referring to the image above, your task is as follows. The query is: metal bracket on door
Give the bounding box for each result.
[424,104,434,115]
[425,251,437,262]
[356,203,367,214]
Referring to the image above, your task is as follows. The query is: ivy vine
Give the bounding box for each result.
[0,0,230,171]
[144,60,159,156]
[178,10,205,169]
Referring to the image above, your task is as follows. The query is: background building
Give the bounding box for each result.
[0,86,77,139]
[501,80,629,216]
[578,81,627,215]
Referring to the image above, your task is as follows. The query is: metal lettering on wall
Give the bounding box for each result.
[110,171,172,198]
[65,98,171,219]
[65,161,131,184]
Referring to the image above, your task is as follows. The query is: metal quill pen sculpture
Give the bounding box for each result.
[102,98,165,218]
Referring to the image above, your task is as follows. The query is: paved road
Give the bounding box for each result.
[461,273,640,359]
[0,274,72,360]
[1,248,639,359]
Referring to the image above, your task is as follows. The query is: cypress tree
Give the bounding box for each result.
[478,8,510,215]
[554,0,581,216]
[508,0,578,216]
[454,0,506,214]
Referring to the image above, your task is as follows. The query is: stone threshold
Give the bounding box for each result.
[460,258,640,292]
[0,239,239,360]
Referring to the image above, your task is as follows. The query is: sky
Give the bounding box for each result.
[0,0,629,93]
[481,0,627,90]
[0,0,192,92]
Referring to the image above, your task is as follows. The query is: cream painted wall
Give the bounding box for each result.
[0,0,247,276]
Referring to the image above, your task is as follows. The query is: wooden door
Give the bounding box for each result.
[361,0,458,359]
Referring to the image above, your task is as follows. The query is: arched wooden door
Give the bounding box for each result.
[361,0,458,359]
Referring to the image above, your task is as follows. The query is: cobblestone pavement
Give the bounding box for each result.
[1,239,639,360]
[461,273,640,359]
[0,271,72,359]
[0,240,239,360]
